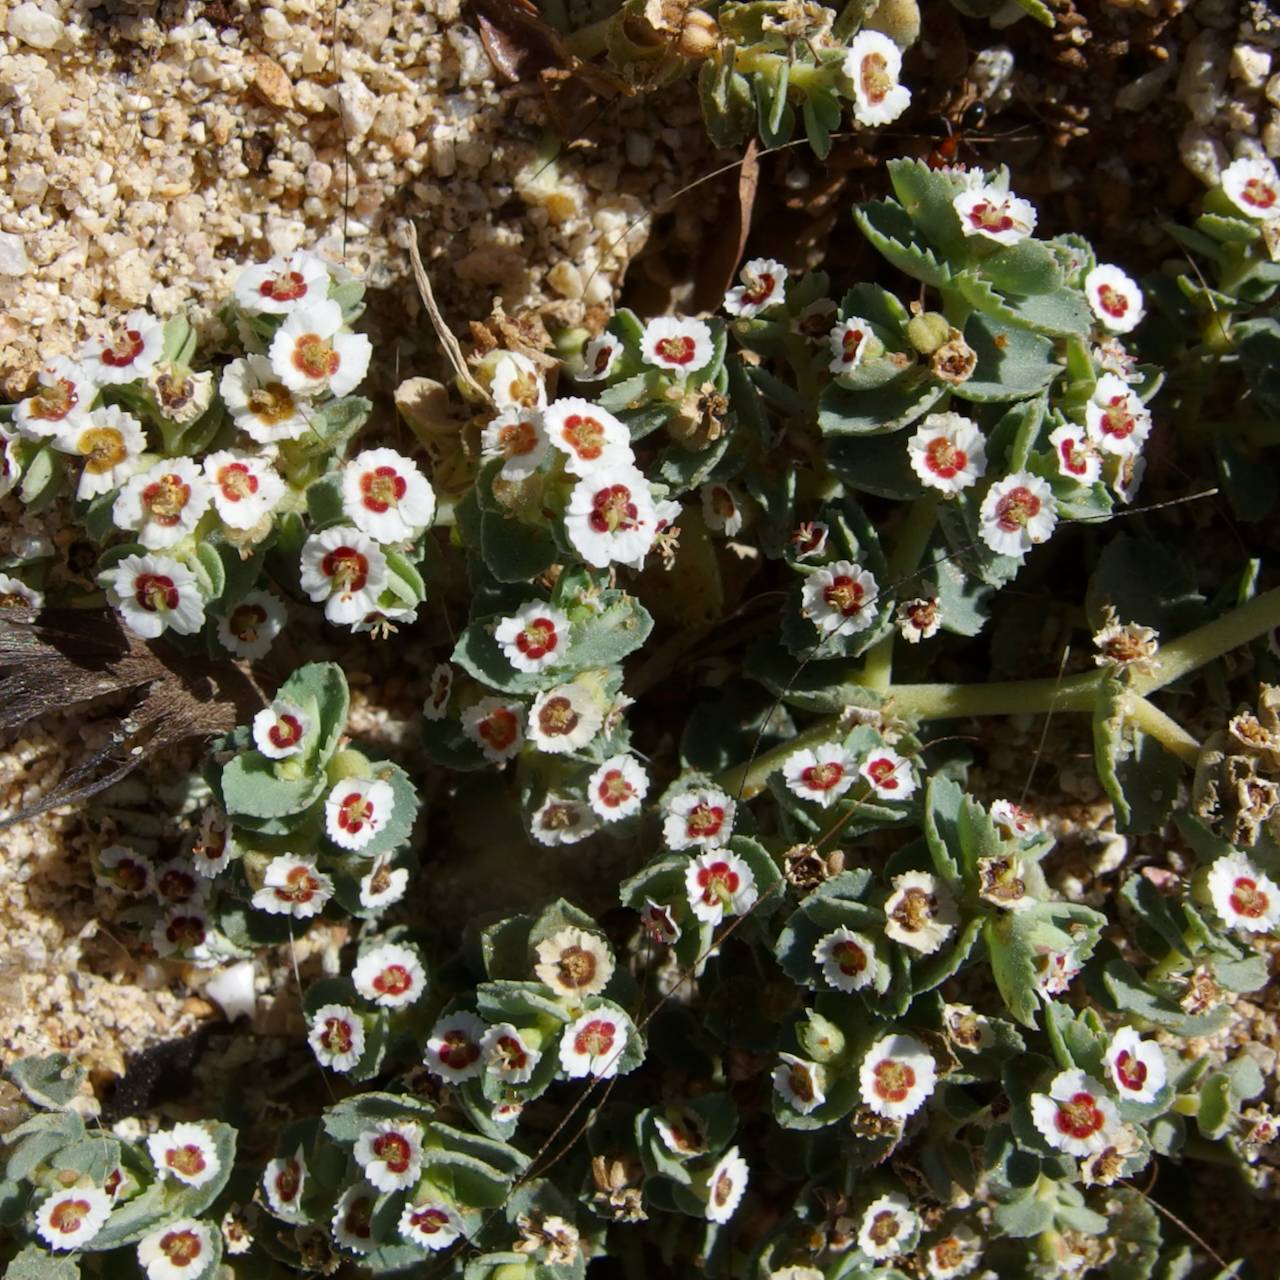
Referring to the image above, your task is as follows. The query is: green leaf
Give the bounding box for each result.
[7,1054,87,1111]
[221,751,326,820]
[305,474,345,526]
[818,375,947,437]
[923,775,964,888]
[1092,677,1182,833]
[348,760,418,858]
[698,48,753,148]
[1099,957,1229,1036]
[277,662,350,765]
[5,1246,81,1280]
[294,395,372,457]
[984,915,1040,1028]
[480,508,557,583]
[991,1185,1054,1238]
[886,157,969,261]
[1085,534,1206,633]
[19,442,63,512]
[5,1112,86,1180]
[979,240,1063,296]
[322,1091,435,1143]
[854,200,953,288]
[950,311,1059,403]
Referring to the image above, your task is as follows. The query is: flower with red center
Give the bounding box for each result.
[14,357,94,440]
[55,403,147,500]
[252,699,312,760]
[535,926,615,999]
[1221,156,1280,220]
[352,941,426,1008]
[461,696,526,764]
[953,184,1038,245]
[102,552,207,640]
[1104,1026,1167,1103]
[564,465,659,569]
[487,350,547,413]
[1048,423,1102,484]
[331,1183,378,1255]
[233,250,331,314]
[790,520,830,560]
[897,596,941,643]
[252,855,333,919]
[299,525,388,626]
[800,560,880,636]
[654,1109,708,1157]
[826,316,873,378]
[773,1052,827,1115]
[424,1010,487,1083]
[481,1021,541,1083]
[1084,264,1145,334]
[262,1147,308,1221]
[724,257,789,318]
[137,1217,214,1280]
[1085,373,1152,457]
[702,1146,749,1224]
[481,407,551,479]
[559,1007,630,1078]
[399,1200,463,1251]
[924,1224,983,1278]
[783,743,858,808]
[641,898,682,946]
[813,925,880,992]
[577,333,622,382]
[1034,947,1083,997]
[97,844,156,896]
[907,412,987,494]
[587,753,650,821]
[528,683,605,754]
[154,859,200,904]
[203,449,284,530]
[842,30,911,126]
[268,298,372,398]
[1206,852,1280,933]
[859,1033,937,1120]
[977,471,1057,557]
[35,1186,112,1250]
[152,908,213,961]
[531,793,600,846]
[147,1123,220,1188]
[495,601,572,674]
[684,849,757,924]
[221,354,311,442]
[79,310,164,385]
[700,482,745,537]
[1030,1068,1119,1156]
[342,447,437,543]
[858,1192,919,1261]
[859,746,917,800]
[990,798,1037,839]
[324,776,395,851]
[113,457,212,550]
[664,786,736,851]
[308,1003,366,1071]
[641,316,713,374]
[359,855,409,911]
[216,588,285,660]
[422,662,453,722]
[354,1119,424,1192]
[543,397,633,476]
[884,869,957,955]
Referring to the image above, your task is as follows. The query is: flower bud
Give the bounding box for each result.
[905,311,952,355]
[675,8,718,59]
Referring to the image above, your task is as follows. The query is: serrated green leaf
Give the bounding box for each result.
[984,915,1040,1028]
[854,201,953,288]
[818,374,947,437]
[980,239,1064,297]
[886,157,969,261]
[7,1055,88,1111]
[221,751,326,820]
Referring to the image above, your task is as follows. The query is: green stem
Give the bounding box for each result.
[564,15,612,58]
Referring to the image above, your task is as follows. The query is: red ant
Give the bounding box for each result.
[927,101,990,168]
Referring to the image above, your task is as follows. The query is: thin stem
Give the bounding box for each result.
[1122,692,1201,766]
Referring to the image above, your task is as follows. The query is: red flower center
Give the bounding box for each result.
[925,436,967,479]
[276,865,320,903]
[30,378,77,421]
[409,1207,450,1234]
[142,473,192,525]
[832,939,868,975]
[498,418,538,457]
[114,857,148,892]
[537,695,579,738]
[158,868,196,901]
[495,1034,528,1071]
[160,1228,204,1267]
[712,1170,735,1207]
[787,1062,816,1102]
[260,269,308,302]
[562,413,607,460]
[373,1132,412,1173]
[323,1017,354,1054]
[275,1159,301,1202]
[801,762,844,791]
[167,1143,208,1179]
[589,484,640,534]
[696,859,739,903]
[517,617,559,660]
[1097,283,1129,318]
[994,485,1040,531]
[135,572,179,613]
[101,327,144,367]
[573,1017,617,1058]
[687,803,726,839]
[654,335,697,365]
[823,574,865,617]
[592,343,616,375]
[338,791,374,833]
[1114,1049,1148,1092]
[229,602,267,642]
[247,381,296,423]
[1230,876,1268,918]
[1058,436,1090,475]
[597,769,634,807]
[49,1198,91,1234]
[217,462,258,501]
[859,52,892,103]
[269,714,304,749]
[478,706,518,751]
[374,964,413,996]
[167,914,207,948]
[841,327,865,361]
[968,199,1014,233]
[742,272,776,305]
[439,1030,480,1069]
[343,1196,373,1239]
[322,546,368,593]
[361,465,406,513]
[292,333,339,380]
[873,1057,916,1103]
[1055,1091,1105,1139]
[866,756,900,789]
[1242,177,1277,210]
[1101,396,1138,439]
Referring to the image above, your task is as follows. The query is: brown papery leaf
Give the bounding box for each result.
[692,138,760,314]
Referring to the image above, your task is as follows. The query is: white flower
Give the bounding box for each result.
[0,573,42,613]
[103,553,206,640]
[151,909,214,962]
[359,857,409,910]
[859,746,917,800]
[953,185,1038,244]
[252,700,311,759]
[137,1218,215,1280]
[263,1147,308,1220]
[700,482,745,536]
[897,597,941,643]
[783,743,858,807]
[859,1192,919,1260]
[1108,451,1146,505]
[654,1109,708,1157]
[203,450,284,530]
[1035,947,1083,997]
[925,1225,983,1278]
[79,310,164,384]
[800,561,880,636]
[907,412,987,494]
[577,333,622,381]
[341,447,436,543]
[299,526,388,626]
[543,397,633,476]
[703,1146,749,1224]
[400,1200,463,1251]
[1085,374,1152,457]
[155,859,201,905]
[1221,156,1280,220]
[234,250,331,314]
[425,1011,488,1083]
[1207,853,1280,932]
[641,898,682,946]
[859,1033,937,1120]
[481,1022,541,1084]
[354,1120,423,1193]
[665,787,736,850]
[559,1009,628,1078]
[564,465,658,569]
[531,793,600,845]
[461,696,525,763]
[97,843,155,895]
[331,1183,377,1254]
[149,365,213,425]
[990,799,1037,839]
[325,777,395,851]
[268,298,371,398]
[309,1003,366,1070]
[641,316,713,374]
[35,1186,112,1250]
[884,870,958,954]
[147,1123,220,1188]
[217,589,286,660]
[843,30,911,126]
[535,927,615,998]
[495,601,572,673]
[813,926,879,992]
[827,316,873,378]
[422,662,453,722]
[773,1052,827,1114]
[14,358,94,439]
[977,472,1057,557]
[252,856,333,919]
[1084,265,1145,334]
[685,849,757,924]
[191,811,238,879]
[1029,1069,1119,1156]
[790,520,830,560]
[481,408,550,479]
[1105,1026,1166,1103]
[587,754,649,821]
[724,258,788,318]
[221,355,312,443]
[56,404,146,500]
[489,351,547,412]
[352,942,426,1007]
[1048,424,1102,484]
[113,458,212,550]
[528,683,604,754]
